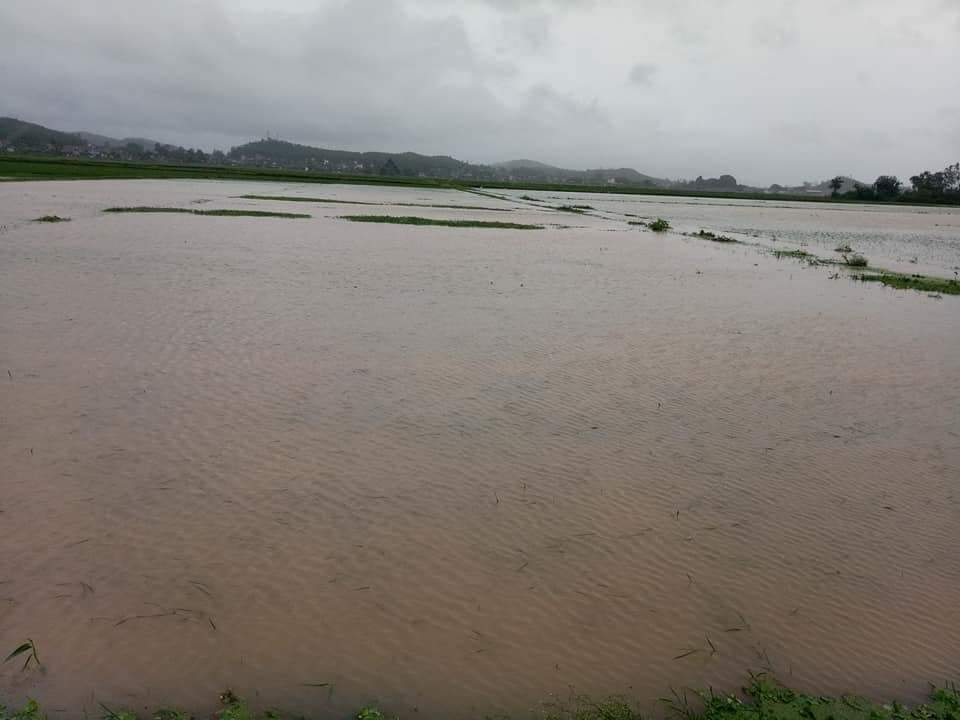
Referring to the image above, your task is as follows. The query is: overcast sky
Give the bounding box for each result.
[2,0,958,185]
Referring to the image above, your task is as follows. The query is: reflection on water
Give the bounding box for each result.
[1,180,958,719]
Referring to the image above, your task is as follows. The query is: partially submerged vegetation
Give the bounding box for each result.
[338,215,543,229]
[629,218,671,231]
[32,215,70,223]
[772,248,813,260]
[681,225,959,297]
[854,271,960,295]
[103,207,310,218]
[2,677,957,720]
[237,195,513,211]
[691,229,738,243]
[843,253,869,267]
[239,194,379,206]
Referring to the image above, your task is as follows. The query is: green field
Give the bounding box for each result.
[3,154,944,205]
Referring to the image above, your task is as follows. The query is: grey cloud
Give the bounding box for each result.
[1,0,958,184]
[628,63,657,86]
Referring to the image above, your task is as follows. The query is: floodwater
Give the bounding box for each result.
[1,180,958,719]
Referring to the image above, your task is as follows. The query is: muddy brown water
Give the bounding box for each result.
[1,180,958,719]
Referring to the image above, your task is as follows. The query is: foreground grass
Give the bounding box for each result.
[103,207,310,218]
[2,677,957,720]
[339,215,543,229]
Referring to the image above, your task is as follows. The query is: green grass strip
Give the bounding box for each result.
[103,206,310,218]
[239,194,379,205]
[339,215,542,229]
[854,272,960,295]
[239,194,513,211]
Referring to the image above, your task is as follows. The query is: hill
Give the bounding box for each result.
[75,131,162,151]
[228,138,475,178]
[3,116,854,194]
[227,140,673,186]
[492,159,668,186]
[493,159,558,171]
[0,117,85,149]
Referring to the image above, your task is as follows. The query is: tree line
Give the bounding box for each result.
[829,162,960,203]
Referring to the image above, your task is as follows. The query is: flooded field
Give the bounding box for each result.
[1,180,958,719]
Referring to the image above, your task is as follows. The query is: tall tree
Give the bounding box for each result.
[873,175,901,200]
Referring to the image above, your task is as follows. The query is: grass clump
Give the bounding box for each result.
[356,710,387,720]
[217,691,253,720]
[0,699,45,720]
[556,204,588,214]
[338,215,542,229]
[843,253,869,267]
[32,215,70,223]
[103,207,310,218]
[153,711,191,720]
[688,676,960,720]
[773,249,813,259]
[693,229,738,243]
[854,272,960,295]
[100,708,137,720]
[629,218,671,231]
[834,243,853,253]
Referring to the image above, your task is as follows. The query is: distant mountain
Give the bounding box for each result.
[75,131,161,151]
[493,159,558,171]
[582,167,668,186]
[0,117,85,148]
[228,138,475,178]
[492,159,669,186]
[227,139,675,186]
[4,115,840,193]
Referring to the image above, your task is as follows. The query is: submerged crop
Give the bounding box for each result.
[339,215,543,229]
[102,207,311,218]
